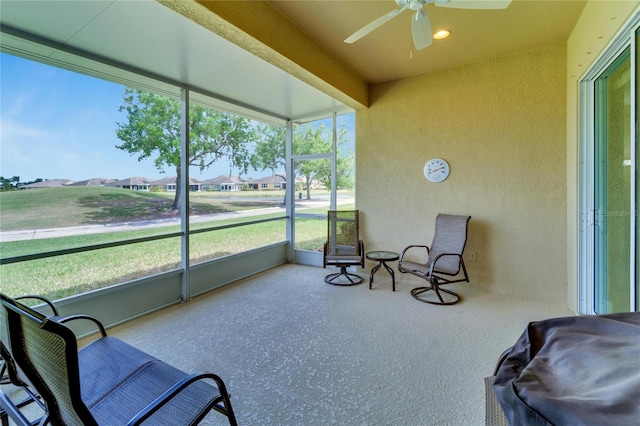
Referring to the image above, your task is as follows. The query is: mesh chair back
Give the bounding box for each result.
[428,214,471,274]
[327,210,360,256]
[1,294,96,426]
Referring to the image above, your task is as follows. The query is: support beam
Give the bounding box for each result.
[180,88,190,302]
[285,120,294,262]
[161,0,369,110]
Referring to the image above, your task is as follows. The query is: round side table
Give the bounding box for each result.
[366,251,400,291]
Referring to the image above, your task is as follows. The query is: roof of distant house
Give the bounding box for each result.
[22,179,74,188]
[105,176,154,187]
[148,176,203,185]
[202,175,245,185]
[251,174,285,183]
[67,178,116,186]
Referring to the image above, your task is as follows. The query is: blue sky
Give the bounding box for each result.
[1,53,354,184]
[1,53,171,183]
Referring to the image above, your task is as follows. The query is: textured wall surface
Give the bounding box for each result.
[357,44,567,302]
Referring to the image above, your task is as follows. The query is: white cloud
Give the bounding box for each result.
[0,119,56,141]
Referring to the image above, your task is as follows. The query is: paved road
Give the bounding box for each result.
[0,199,349,242]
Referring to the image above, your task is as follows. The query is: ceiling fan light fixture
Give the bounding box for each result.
[433,29,451,40]
[345,0,510,48]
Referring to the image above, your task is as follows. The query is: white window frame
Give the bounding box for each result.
[579,11,640,315]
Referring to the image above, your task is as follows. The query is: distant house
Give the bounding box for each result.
[67,178,116,187]
[149,176,202,192]
[105,176,153,191]
[201,175,246,192]
[247,174,286,191]
[21,179,74,189]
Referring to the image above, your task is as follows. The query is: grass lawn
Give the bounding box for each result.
[1,219,292,300]
[0,186,287,231]
[0,187,350,301]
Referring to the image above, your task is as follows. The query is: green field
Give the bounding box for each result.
[0,186,286,231]
[0,187,344,300]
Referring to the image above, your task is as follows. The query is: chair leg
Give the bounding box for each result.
[410,278,460,305]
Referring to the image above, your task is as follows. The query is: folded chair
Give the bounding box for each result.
[0,293,237,426]
[398,214,471,305]
[323,210,365,285]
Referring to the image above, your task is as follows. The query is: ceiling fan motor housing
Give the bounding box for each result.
[396,0,430,10]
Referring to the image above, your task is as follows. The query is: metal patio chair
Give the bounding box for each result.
[323,210,365,285]
[398,214,471,305]
[0,293,237,426]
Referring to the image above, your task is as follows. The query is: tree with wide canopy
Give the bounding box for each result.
[117,88,353,209]
[116,88,256,210]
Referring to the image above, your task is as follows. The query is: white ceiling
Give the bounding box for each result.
[0,0,351,125]
[0,0,587,124]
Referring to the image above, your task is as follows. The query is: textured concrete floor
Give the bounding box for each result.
[100,264,572,425]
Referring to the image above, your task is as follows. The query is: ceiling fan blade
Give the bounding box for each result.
[435,0,511,9]
[344,5,409,44]
[412,10,432,50]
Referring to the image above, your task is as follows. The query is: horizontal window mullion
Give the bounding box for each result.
[0,216,289,265]
[188,216,287,235]
[0,232,183,265]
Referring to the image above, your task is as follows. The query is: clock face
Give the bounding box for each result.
[424,158,450,183]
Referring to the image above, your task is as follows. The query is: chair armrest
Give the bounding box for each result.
[56,314,107,337]
[429,253,463,275]
[14,295,59,316]
[127,372,234,426]
[12,295,107,339]
[399,245,430,263]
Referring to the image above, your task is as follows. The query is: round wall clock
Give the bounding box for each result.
[423,158,450,183]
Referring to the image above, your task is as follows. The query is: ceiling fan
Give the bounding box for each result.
[344,0,512,51]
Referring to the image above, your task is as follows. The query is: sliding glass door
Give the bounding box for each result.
[594,48,632,314]
[580,14,639,315]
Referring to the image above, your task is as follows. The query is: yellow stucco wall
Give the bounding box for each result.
[168,0,640,309]
[357,44,567,302]
[565,1,639,313]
